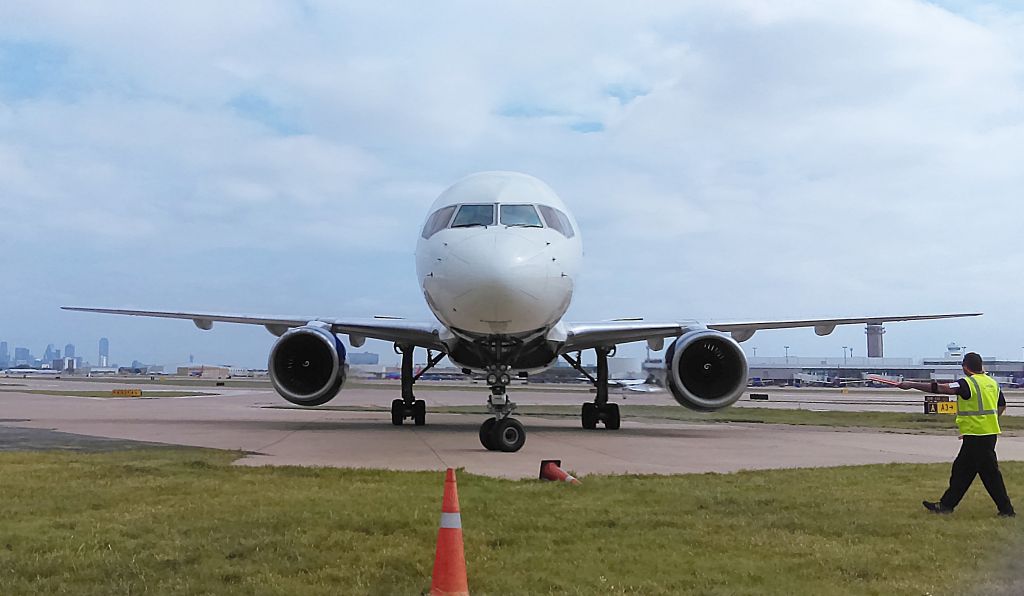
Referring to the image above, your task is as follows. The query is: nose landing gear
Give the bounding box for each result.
[479,366,526,452]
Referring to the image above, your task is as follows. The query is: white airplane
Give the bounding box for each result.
[3,367,62,377]
[64,171,980,452]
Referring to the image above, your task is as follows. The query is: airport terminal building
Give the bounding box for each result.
[743,343,1024,387]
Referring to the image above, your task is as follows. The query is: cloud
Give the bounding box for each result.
[1,0,1022,367]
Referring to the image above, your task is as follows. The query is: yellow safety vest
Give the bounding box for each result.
[956,373,1001,436]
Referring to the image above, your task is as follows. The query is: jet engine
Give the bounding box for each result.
[268,323,347,406]
[665,330,748,412]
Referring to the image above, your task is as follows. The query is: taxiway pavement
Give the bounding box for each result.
[2,379,1022,479]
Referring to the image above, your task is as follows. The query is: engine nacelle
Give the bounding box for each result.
[665,330,748,412]
[269,324,347,406]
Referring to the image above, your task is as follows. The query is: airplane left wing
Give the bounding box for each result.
[60,307,447,351]
[561,321,704,353]
[561,312,980,352]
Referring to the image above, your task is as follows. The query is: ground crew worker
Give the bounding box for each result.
[898,352,1014,516]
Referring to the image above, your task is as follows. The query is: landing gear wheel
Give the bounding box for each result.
[391,399,404,426]
[479,417,497,450]
[604,403,621,430]
[581,402,598,429]
[413,400,426,426]
[491,417,526,452]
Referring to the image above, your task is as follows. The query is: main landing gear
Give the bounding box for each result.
[478,365,526,452]
[390,345,445,427]
[563,347,621,430]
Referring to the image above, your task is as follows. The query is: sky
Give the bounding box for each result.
[1,1,1023,368]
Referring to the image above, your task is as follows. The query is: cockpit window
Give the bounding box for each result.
[451,204,495,227]
[537,205,575,238]
[499,204,543,227]
[421,205,457,239]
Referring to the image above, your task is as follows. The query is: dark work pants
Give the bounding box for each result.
[940,434,1014,513]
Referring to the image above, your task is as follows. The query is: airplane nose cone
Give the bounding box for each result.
[432,230,558,334]
[450,231,545,279]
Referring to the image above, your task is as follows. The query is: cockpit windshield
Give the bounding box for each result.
[537,205,575,238]
[499,204,543,227]
[451,204,495,227]
[421,205,457,239]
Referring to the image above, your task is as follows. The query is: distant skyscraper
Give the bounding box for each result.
[64,343,75,359]
[43,343,56,362]
[0,341,8,366]
[14,347,31,365]
[99,337,110,367]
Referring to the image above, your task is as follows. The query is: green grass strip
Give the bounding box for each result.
[0,449,1020,594]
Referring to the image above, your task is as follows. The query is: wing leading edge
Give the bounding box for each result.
[60,307,447,351]
[561,312,981,353]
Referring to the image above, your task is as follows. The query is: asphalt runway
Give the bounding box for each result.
[2,378,1023,478]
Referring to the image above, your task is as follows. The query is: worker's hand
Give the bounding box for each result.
[958,435,964,441]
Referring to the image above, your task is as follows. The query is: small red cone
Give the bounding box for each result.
[539,460,581,485]
[431,468,469,596]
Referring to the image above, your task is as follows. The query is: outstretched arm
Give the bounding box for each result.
[898,380,958,394]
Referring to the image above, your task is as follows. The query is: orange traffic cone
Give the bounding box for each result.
[539,459,581,485]
[431,468,469,596]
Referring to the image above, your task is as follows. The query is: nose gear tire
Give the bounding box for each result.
[479,417,497,450]
[491,417,526,452]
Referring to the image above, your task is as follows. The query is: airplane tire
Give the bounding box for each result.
[581,403,598,429]
[491,418,526,452]
[391,399,404,426]
[479,417,497,450]
[603,403,621,430]
[413,400,426,426]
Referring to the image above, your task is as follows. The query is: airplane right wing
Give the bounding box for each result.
[60,307,448,351]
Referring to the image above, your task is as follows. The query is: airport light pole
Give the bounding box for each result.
[784,345,790,363]
[842,346,848,365]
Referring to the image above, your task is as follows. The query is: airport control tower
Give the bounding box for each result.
[866,323,885,358]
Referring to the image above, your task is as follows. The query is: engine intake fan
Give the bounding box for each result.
[269,323,347,406]
[665,330,748,412]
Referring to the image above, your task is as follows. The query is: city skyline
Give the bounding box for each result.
[0,329,1019,372]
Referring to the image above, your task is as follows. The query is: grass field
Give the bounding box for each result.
[0,389,215,398]
[0,449,1021,595]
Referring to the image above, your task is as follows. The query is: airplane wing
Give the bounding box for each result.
[561,312,980,352]
[60,307,447,351]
